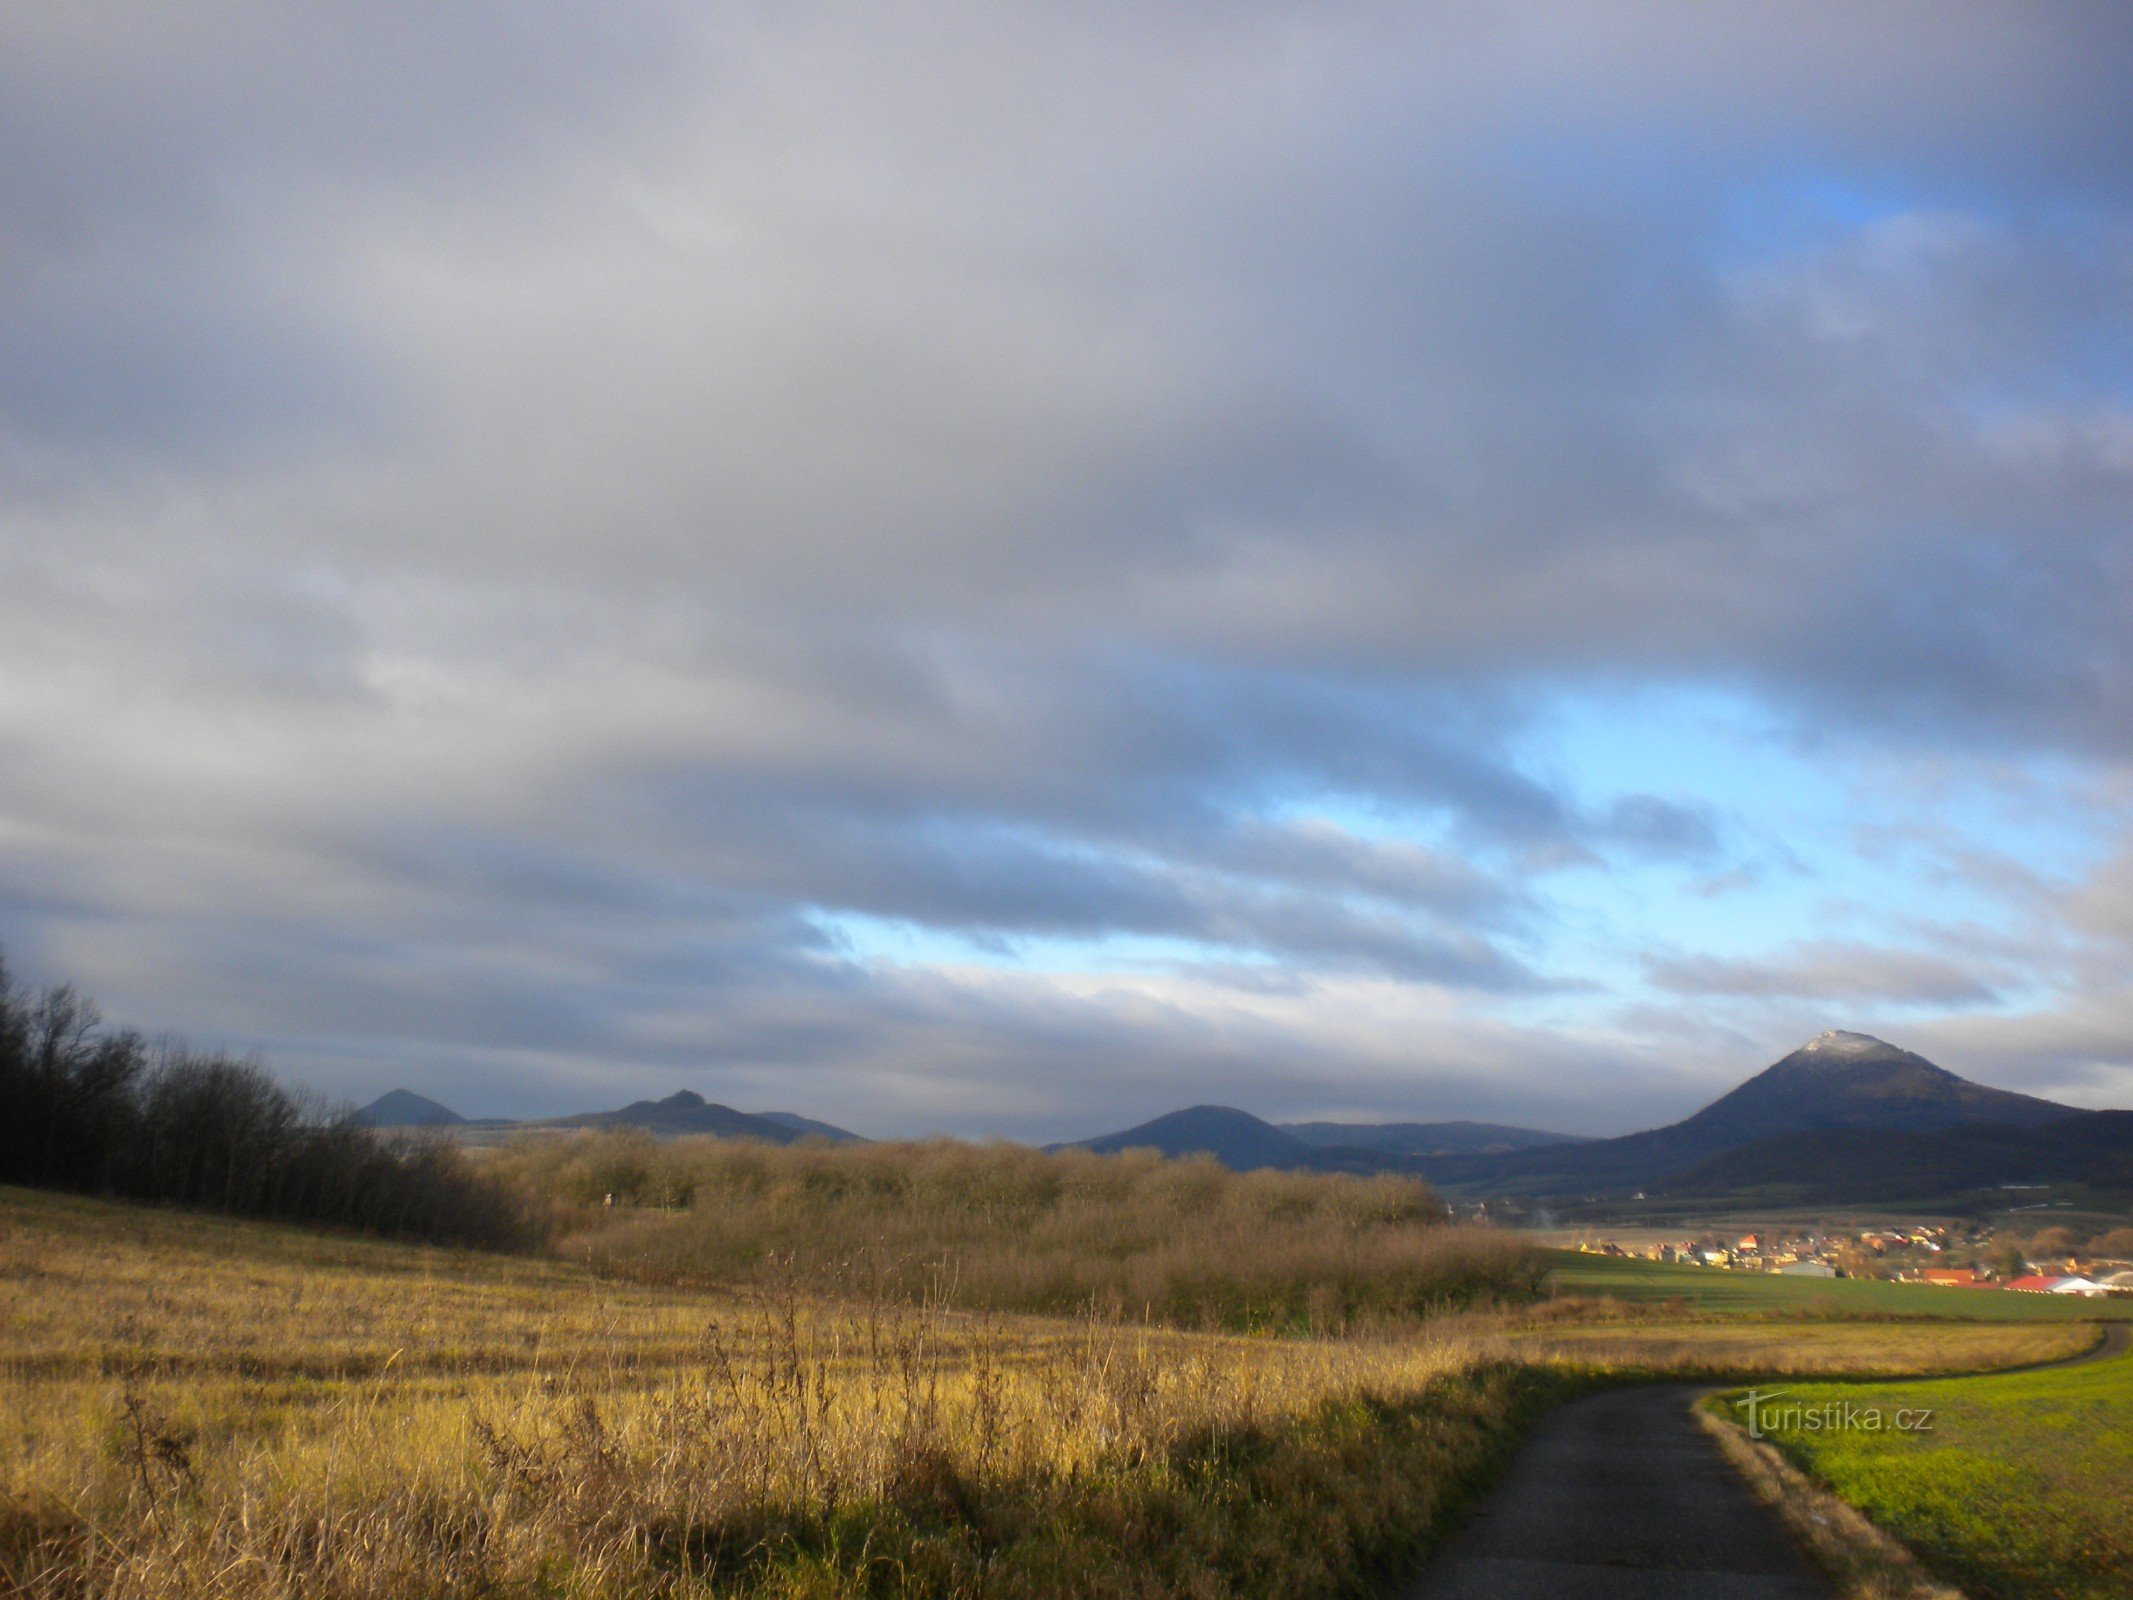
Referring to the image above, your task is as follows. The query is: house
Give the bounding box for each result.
[1920,1268,1983,1287]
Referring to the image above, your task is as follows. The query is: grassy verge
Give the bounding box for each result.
[1695,1405,1960,1600]
[1710,1342,2133,1600]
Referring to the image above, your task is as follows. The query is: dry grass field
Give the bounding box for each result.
[1496,1308,2095,1377]
[1,1183,2096,1600]
[0,1187,1551,1600]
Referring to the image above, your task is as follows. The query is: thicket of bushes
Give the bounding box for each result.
[499,1130,1543,1329]
[0,955,536,1249]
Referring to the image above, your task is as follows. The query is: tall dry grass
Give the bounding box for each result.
[1,1185,1551,1600]
[495,1133,1542,1331]
[3,1185,2093,1600]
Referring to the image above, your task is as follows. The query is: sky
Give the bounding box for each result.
[3,3,2132,1139]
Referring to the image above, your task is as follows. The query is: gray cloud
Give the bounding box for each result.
[3,4,2132,1129]
[1643,944,2005,1008]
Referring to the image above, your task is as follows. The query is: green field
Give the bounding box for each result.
[1547,1249,2133,1320]
[1715,1343,2133,1599]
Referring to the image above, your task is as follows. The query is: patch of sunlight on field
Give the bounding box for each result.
[1545,1249,2133,1321]
[1716,1344,2133,1600]
[1503,1317,2091,1376]
[0,1186,741,1380]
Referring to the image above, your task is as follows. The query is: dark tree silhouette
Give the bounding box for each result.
[0,952,536,1249]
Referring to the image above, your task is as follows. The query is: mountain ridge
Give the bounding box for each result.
[355,1088,865,1143]
[548,1090,818,1142]
[1651,1109,2133,1205]
[1282,1119,1589,1157]
[1059,1032,2085,1200]
[1058,1105,1313,1170]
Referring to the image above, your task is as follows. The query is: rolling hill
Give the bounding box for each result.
[1061,1105,1314,1170]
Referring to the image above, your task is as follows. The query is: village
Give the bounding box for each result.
[1572,1222,2133,1296]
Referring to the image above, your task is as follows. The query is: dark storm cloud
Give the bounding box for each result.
[3,3,2133,1127]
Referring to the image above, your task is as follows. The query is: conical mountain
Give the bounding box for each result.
[1413,1031,2076,1197]
[1668,1030,2069,1144]
[354,1088,466,1127]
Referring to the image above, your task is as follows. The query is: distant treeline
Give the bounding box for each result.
[0,954,535,1249]
[501,1130,1542,1330]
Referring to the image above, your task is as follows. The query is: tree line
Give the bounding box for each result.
[0,952,536,1248]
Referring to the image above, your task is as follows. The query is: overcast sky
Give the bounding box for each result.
[4,4,2132,1138]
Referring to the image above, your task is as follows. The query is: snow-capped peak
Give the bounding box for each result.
[1800,1029,1893,1057]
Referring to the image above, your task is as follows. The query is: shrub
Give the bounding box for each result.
[498,1132,1541,1329]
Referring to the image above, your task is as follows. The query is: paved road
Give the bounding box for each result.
[1401,1383,1829,1600]
[1403,1322,2129,1599]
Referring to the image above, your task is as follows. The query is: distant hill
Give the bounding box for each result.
[354,1089,466,1127]
[1410,1031,2081,1199]
[1283,1119,1588,1157]
[1060,1105,1467,1179]
[348,1090,866,1143]
[1063,1106,1314,1171]
[548,1090,807,1142]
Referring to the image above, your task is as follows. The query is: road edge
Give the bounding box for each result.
[1695,1402,1961,1600]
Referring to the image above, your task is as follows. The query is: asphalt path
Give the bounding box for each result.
[1401,1382,1829,1599]
[1401,1321,2128,1600]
